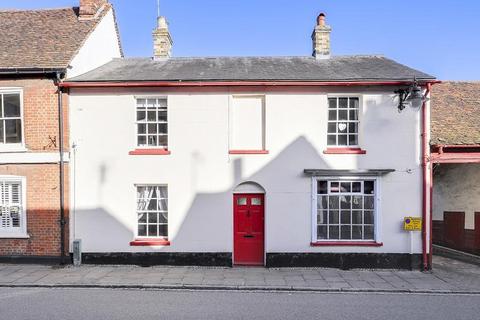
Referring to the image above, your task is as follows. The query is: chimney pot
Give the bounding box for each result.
[317,13,326,26]
[79,0,108,19]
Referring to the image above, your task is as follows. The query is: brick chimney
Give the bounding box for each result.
[79,0,108,19]
[153,16,173,60]
[312,13,332,59]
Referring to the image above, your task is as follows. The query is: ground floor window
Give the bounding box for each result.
[0,176,26,237]
[314,178,376,241]
[136,185,168,238]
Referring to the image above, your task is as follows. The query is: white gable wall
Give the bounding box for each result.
[68,8,122,78]
[69,87,424,254]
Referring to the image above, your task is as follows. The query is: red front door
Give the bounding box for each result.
[234,194,265,266]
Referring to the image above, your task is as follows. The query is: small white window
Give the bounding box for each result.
[136,98,168,148]
[314,178,376,241]
[0,90,23,148]
[230,96,265,151]
[136,185,168,238]
[0,176,27,238]
[327,97,359,146]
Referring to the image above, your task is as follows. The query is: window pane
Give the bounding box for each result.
[0,121,3,143]
[349,110,358,120]
[317,226,327,239]
[317,196,328,211]
[138,135,147,146]
[348,123,358,134]
[341,211,351,224]
[237,197,247,205]
[137,99,146,107]
[158,135,168,147]
[317,181,328,194]
[147,198,157,210]
[328,98,337,109]
[158,199,168,211]
[364,196,374,209]
[341,226,351,240]
[3,94,21,117]
[148,225,158,237]
[348,135,358,146]
[329,226,339,239]
[159,212,168,223]
[340,195,351,209]
[352,226,362,239]
[328,110,337,121]
[364,211,374,224]
[338,135,347,146]
[364,226,374,240]
[337,122,347,133]
[338,110,348,120]
[251,197,262,205]
[158,124,168,134]
[317,210,327,224]
[352,182,361,193]
[328,196,339,209]
[364,181,375,194]
[330,182,339,193]
[138,225,147,236]
[352,211,362,224]
[329,210,339,224]
[138,124,146,134]
[148,135,157,146]
[352,195,363,209]
[340,183,351,193]
[148,123,157,134]
[327,135,336,145]
[5,119,21,143]
[327,123,336,133]
[137,110,146,121]
[148,213,158,224]
[138,213,147,223]
[158,111,167,122]
[158,225,168,237]
[349,98,359,109]
[147,110,156,121]
[339,98,348,108]
[147,99,156,108]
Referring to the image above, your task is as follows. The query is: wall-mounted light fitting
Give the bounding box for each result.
[394,77,426,112]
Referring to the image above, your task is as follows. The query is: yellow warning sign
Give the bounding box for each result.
[404,217,422,231]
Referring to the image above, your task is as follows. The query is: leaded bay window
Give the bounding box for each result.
[136,98,167,148]
[315,179,376,241]
[0,177,26,237]
[0,91,22,145]
[136,185,168,238]
[327,97,359,146]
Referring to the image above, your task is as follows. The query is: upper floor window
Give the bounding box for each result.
[230,95,266,152]
[0,177,27,238]
[136,98,167,149]
[314,179,376,241]
[0,90,23,146]
[327,97,359,147]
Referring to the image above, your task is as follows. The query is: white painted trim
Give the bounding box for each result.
[0,88,25,150]
[0,175,28,238]
[0,152,70,164]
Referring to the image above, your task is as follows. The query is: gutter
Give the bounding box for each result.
[0,68,65,75]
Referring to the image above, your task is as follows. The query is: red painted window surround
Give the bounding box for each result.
[130,239,170,246]
[323,147,367,155]
[129,149,171,155]
[311,241,383,247]
[229,150,269,155]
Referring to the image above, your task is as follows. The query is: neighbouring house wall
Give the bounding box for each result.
[68,8,122,78]
[69,86,424,256]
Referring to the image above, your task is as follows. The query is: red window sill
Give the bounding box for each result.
[229,150,269,155]
[130,239,170,246]
[129,149,171,155]
[311,241,383,247]
[323,148,367,155]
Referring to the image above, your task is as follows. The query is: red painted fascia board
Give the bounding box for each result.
[430,152,480,163]
[310,241,383,247]
[229,150,269,155]
[60,80,440,88]
[129,149,171,155]
[323,148,367,154]
[130,239,170,246]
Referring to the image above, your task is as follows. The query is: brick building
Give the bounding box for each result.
[0,0,122,263]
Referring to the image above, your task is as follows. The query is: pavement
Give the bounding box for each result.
[1,255,480,294]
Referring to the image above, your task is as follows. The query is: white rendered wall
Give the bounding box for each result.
[433,164,480,229]
[68,9,122,78]
[69,87,424,254]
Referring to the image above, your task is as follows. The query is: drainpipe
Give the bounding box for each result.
[421,83,432,271]
[56,72,66,265]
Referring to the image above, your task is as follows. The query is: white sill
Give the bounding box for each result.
[0,233,30,239]
[0,145,28,153]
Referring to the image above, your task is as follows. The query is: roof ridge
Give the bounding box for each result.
[0,7,74,13]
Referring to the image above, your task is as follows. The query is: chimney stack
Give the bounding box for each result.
[79,0,108,19]
[312,13,332,59]
[153,16,173,60]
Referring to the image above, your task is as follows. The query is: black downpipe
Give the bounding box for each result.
[56,73,66,265]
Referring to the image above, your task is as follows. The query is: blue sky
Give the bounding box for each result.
[1,0,479,80]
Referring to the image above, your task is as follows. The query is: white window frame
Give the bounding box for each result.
[134,96,168,150]
[311,176,381,243]
[0,88,26,152]
[134,184,168,239]
[326,95,362,148]
[0,175,28,238]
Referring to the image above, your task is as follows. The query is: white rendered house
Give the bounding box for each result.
[63,14,437,269]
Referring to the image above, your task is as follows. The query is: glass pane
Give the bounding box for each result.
[328,110,337,121]
[352,226,362,239]
[352,195,363,209]
[339,98,348,108]
[5,119,21,143]
[364,181,375,194]
[330,182,339,193]
[352,182,361,193]
[147,198,157,210]
[159,212,168,223]
[337,122,347,133]
[317,181,328,194]
[137,135,147,146]
[338,135,347,146]
[159,186,168,198]
[338,110,348,120]
[251,197,262,205]
[327,135,336,146]
[329,210,339,224]
[329,226,339,239]
[348,135,358,146]
[138,124,146,134]
[349,98,359,109]
[328,196,339,209]
[341,226,351,240]
[158,135,168,147]
[340,195,351,209]
[147,99,157,108]
[237,197,247,205]
[341,211,351,224]
[348,123,358,134]
[148,135,157,146]
[158,111,167,122]
[327,123,336,133]
[148,123,157,134]
[364,211,374,224]
[317,226,327,239]
[158,199,168,211]
[147,110,156,121]
[328,98,337,109]
[158,124,168,134]
[349,110,358,120]
[148,225,158,237]
[317,196,328,211]
[158,225,168,237]
[138,213,147,223]
[138,225,147,236]
[158,99,168,109]
[364,196,374,209]
[317,210,327,224]
[0,121,3,143]
[148,213,158,224]
[340,182,351,193]
[137,110,146,121]
[352,211,362,224]
[3,94,21,117]
[364,226,374,240]
[136,99,146,107]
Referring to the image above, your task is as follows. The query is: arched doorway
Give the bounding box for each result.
[233,182,265,266]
